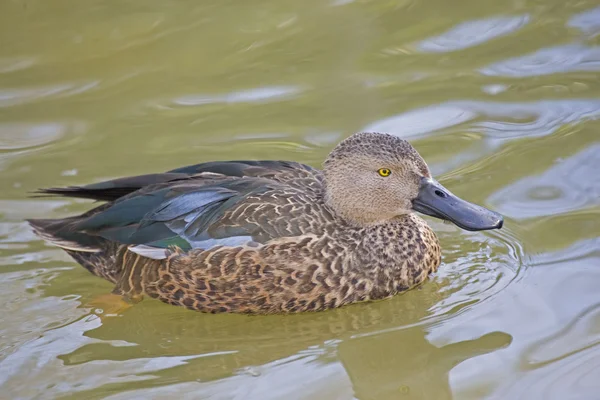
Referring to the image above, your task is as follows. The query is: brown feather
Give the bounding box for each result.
[29,132,444,314]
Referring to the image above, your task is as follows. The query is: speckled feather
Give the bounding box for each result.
[28,133,442,314]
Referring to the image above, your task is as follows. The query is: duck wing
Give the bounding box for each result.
[33,160,320,202]
[35,173,329,260]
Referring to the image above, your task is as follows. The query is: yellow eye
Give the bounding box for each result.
[378,168,391,177]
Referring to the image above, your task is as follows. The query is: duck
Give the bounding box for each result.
[28,132,503,314]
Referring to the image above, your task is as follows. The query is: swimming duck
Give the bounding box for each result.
[28,132,503,314]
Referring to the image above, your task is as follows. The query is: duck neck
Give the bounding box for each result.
[353,214,442,298]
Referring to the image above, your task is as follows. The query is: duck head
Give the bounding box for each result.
[323,132,503,231]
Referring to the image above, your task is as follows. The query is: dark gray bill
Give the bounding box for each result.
[412,177,503,231]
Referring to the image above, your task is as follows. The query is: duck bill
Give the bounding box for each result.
[412,177,503,231]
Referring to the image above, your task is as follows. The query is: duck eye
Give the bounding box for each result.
[378,168,391,177]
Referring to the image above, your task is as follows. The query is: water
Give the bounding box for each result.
[1,0,599,398]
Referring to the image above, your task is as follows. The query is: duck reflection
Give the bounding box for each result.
[55,276,511,399]
[340,327,512,399]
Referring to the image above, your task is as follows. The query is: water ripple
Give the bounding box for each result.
[366,99,600,140]
[170,85,304,107]
[0,122,66,151]
[0,57,37,74]
[429,238,600,399]
[523,303,600,368]
[473,100,600,139]
[0,200,72,221]
[0,122,86,171]
[428,224,525,323]
[489,143,600,219]
[568,6,600,37]
[492,345,600,399]
[0,82,99,108]
[364,104,477,138]
[480,44,600,77]
[531,237,600,267]
[103,353,350,400]
[0,308,233,399]
[494,300,600,400]
[416,15,529,53]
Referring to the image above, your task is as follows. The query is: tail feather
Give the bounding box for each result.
[30,187,133,202]
[30,172,190,202]
[27,219,100,252]
[28,218,124,283]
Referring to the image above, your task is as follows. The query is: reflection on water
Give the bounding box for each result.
[490,144,600,219]
[1,0,600,398]
[415,15,530,53]
[342,330,512,400]
[480,44,600,77]
[0,123,67,150]
[568,7,600,36]
[366,99,600,142]
[0,82,99,108]
[171,86,304,107]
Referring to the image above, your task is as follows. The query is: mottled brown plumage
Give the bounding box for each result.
[28,132,502,314]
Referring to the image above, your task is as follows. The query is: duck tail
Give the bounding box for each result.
[27,217,122,283]
[27,218,100,252]
[30,172,190,202]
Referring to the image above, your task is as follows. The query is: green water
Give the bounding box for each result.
[1,0,600,399]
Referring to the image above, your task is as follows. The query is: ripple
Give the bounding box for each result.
[0,310,229,398]
[364,104,477,138]
[473,100,600,139]
[0,268,86,364]
[531,237,600,267]
[0,122,66,151]
[427,224,525,324]
[0,200,72,221]
[495,309,600,400]
[0,121,87,170]
[429,237,600,398]
[103,353,350,400]
[365,99,600,140]
[0,57,37,74]
[0,81,99,108]
[490,346,600,400]
[480,44,600,77]
[330,0,356,6]
[416,15,529,53]
[170,85,304,107]
[0,250,65,267]
[489,144,600,219]
[568,7,600,37]
[0,265,235,397]
[481,84,508,95]
[523,303,600,368]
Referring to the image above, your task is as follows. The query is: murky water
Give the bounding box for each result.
[1,0,599,398]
